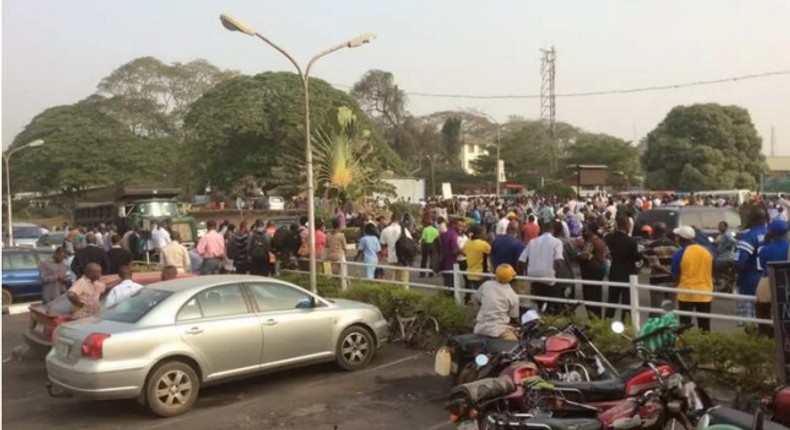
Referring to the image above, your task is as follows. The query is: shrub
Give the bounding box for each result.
[681,329,777,396]
[275,272,778,396]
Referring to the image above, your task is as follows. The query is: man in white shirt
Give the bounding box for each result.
[495,211,511,236]
[519,221,565,314]
[379,212,412,283]
[151,222,171,251]
[105,266,144,308]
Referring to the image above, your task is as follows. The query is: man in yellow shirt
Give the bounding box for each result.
[463,225,491,291]
[671,226,714,331]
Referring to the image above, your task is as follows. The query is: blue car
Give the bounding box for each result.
[2,247,51,307]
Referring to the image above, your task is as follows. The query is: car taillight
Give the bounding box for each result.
[81,333,111,359]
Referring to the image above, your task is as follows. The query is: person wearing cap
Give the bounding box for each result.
[495,210,511,236]
[670,225,714,331]
[755,219,790,336]
[471,264,520,341]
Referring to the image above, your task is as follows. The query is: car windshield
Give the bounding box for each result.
[13,227,41,239]
[134,201,179,217]
[102,288,172,323]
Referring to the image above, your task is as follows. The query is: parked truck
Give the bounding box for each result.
[72,187,198,247]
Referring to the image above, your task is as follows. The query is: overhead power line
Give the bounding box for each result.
[332,70,790,100]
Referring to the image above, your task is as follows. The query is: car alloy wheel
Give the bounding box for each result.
[336,326,374,371]
[155,370,193,408]
[145,361,199,417]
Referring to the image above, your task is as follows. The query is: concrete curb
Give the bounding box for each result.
[2,302,37,316]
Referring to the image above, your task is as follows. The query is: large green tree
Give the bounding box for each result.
[471,119,558,185]
[563,133,642,185]
[183,71,408,195]
[642,103,766,190]
[4,99,154,196]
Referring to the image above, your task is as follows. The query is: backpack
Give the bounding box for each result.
[248,232,270,260]
[395,226,418,265]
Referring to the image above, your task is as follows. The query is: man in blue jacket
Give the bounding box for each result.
[735,207,768,322]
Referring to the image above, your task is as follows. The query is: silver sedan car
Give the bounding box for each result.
[46,275,388,417]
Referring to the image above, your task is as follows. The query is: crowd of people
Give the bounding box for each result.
[28,189,790,333]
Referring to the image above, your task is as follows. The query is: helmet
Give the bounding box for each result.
[641,225,653,236]
[495,264,517,283]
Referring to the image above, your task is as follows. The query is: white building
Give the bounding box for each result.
[460,140,490,174]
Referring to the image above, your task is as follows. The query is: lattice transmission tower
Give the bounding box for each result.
[540,47,557,174]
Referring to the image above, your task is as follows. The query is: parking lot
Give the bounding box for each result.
[2,313,453,430]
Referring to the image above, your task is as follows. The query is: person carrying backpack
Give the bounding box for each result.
[248,224,272,276]
[379,212,414,283]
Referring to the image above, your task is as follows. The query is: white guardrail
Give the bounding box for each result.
[282,258,772,330]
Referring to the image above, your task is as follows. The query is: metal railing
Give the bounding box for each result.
[281,258,772,330]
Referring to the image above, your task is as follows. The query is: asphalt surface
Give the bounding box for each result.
[1,313,454,430]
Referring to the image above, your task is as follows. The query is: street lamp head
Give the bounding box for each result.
[219,13,257,36]
[27,139,44,148]
[347,33,376,48]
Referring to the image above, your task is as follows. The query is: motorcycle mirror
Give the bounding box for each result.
[474,354,489,368]
[611,321,626,334]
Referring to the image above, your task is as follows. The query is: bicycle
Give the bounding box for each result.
[388,308,441,351]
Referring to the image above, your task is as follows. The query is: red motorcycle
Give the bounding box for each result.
[448,359,709,430]
[442,315,616,386]
[447,324,699,428]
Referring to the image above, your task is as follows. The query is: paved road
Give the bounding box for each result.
[1,314,454,430]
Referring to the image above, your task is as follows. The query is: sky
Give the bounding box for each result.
[3,0,789,154]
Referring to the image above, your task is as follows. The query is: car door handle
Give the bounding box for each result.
[185,327,203,335]
[262,319,278,326]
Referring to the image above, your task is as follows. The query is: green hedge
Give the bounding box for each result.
[276,272,778,395]
[276,272,473,335]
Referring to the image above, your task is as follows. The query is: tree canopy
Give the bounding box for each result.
[183,71,408,194]
[642,103,766,190]
[563,132,642,184]
[6,99,151,196]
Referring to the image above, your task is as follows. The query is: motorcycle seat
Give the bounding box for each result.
[551,379,625,403]
[449,376,516,404]
[487,415,603,430]
[708,407,789,430]
[447,334,518,357]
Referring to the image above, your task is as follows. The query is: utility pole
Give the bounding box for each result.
[540,46,557,176]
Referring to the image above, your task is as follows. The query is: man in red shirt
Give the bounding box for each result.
[522,215,540,244]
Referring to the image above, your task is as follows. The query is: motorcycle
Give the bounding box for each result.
[447,321,701,427]
[449,358,710,430]
[438,305,613,385]
[694,385,790,430]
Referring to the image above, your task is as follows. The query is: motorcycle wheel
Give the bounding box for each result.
[560,355,595,382]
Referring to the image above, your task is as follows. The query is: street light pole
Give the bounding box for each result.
[220,14,374,293]
[3,139,44,246]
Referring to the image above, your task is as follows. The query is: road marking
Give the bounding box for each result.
[3,302,36,315]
